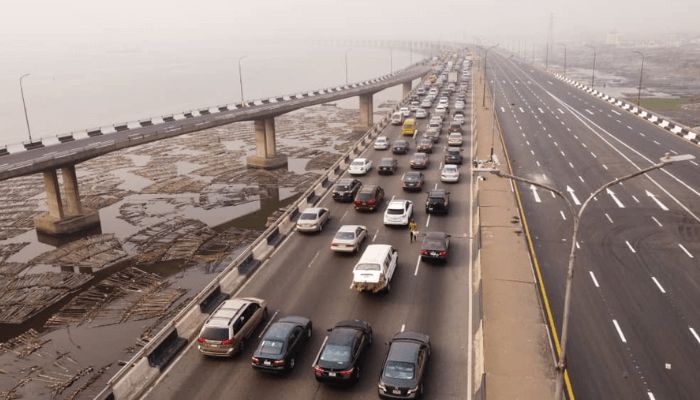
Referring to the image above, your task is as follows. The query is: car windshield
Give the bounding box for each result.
[394,142,407,147]
[444,167,457,173]
[356,192,373,200]
[355,263,381,271]
[414,155,426,160]
[351,161,364,166]
[335,231,355,240]
[387,208,405,215]
[201,327,228,341]
[299,213,317,220]
[405,173,420,181]
[429,197,445,204]
[383,361,415,380]
[259,340,284,355]
[320,344,352,363]
[335,184,350,191]
[423,240,445,249]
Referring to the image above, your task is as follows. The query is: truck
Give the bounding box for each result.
[350,244,398,293]
[448,71,458,84]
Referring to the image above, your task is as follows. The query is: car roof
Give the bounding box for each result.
[380,157,395,163]
[425,231,448,240]
[207,298,251,327]
[447,147,461,152]
[388,200,409,208]
[338,224,365,232]
[301,207,326,214]
[359,184,379,192]
[405,171,422,177]
[336,178,356,185]
[263,321,297,340]
[352,158,368,162]
[387,340,420,363]
[328,327,362,346]
[443,164,458,169]
[428,189,447,196]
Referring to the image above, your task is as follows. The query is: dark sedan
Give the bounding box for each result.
[332,178,362,202]
[402,171,424,192]
[420,231,450,263]
[425,189,450,215]
[378,158,399,175]
[313,320,373,384]
[392,140,410,155]
[378,331,431,399]
[251,316,312,373]
[443,147,463,165]
[416,139,433,154]
[409,153,429,170]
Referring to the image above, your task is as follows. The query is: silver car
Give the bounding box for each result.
[197,297,268,357]
[296,207,330,233]
[330,225,368,253]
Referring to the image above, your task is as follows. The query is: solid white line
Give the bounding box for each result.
[372,228,379,242]
[678,243,694,258]
[560,211,567,220]
[258,310,279,338]
[413,255,422,276]
[605,213,614,224]
[589,271,600,288]
[401,324,406,332]
[651,277,666,294]
[425,214,431,228]
[612,320,627,343]
[308,251,320,268]
[625,241,636,253]
[585,109,594,115]
[651,216,663,227]
[690,327,700,345]
[467,69,475,400]
[648,392,656,400]
[312,336,329,367]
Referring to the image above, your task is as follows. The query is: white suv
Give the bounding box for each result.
[383,200,413,226]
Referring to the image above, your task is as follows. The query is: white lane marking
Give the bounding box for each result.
[581,142,588,148]
[566,185,581,205]
[625,240,636,253]
[258,310,279,338]
[560,150,566,157]
[538,107,544,114]
[401,173,405,180]
[669,149,679,155]
[589,271,600,288]
[530,185,542,203]
[612,320,628,343]
[308,251,320,268]
[611,109,621,115]
[340,209,349,222]
[606,189,625,208]
[585,109,594,115]
[578,176,585,183]
[602,164,608,170]
[560,211,567,220]
[653,140,661,145]
[536,161,541,167]
[605,213,614,224]
[372,228,379,242]
[557,108,564,114]
[648,392,656,400]
[573,135,579,140]
[576,241,581,249]
[312,336,329,367]
[568,162,574,169]
[639,132,646,137]
[626,125,633,130]
[425,214,431,228]
[690,327,700,345]
[401,324,406,332]
[690,160,699,166]
[651,277,666,294]
[519,107,524,113]
[678,243,694,258]
[591,152,597,158]
[566,127,571,132]
[552,140,557,145]
[526,140,530,146]
[530,149,535,155]
[500,106,505,112]
[414,255,422,276]
[631,195,640,203]
[645,190,669,211]
[651,216,663,227]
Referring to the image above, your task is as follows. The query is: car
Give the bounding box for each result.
[251,316,312,372]
[331,225,368,253]
[447,132,463,146]
[349,158,372,175]
[402,171,424,192]
[428,88,438,96]
[383,200,414,226]
[374,136,390,150]
[351,244,398,293]
[332,178,362,202]
[425,189,450,215]
[354,185,385,212]
[419,99,432,108]
[378,157,399,175]
[415,108,428,119]
[416,87,426,96]
[400,107,411,117]
[391,112,404,125]
[410,153,429,169]
[434,105,447,116]
[392,140,410,155]
[313,320,373,383]
[197,297,268,357]
[420,231,450,263]
[429,115,443,125]
[416,139,433,154]
[448,122,463,134]
[453,114,465,125]
[444,147,463,165]
[296,207,330,232]
[409,101,420,112]
[378,331,431,399]
[440,164,460,183]
[454,101,465,111]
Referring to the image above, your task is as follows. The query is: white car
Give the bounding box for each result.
[435,105,447,116]
[420,99,432,108]
[454,102,465,111]
[383,200,413,226]
[348,158,372,175]
[330,225,368,253]
[415,108,428,119]
[400,107,411,117]
[441,164,460,183]
[453,114,465,125]
[391,112,403,125]
[448,132,463,146]
[374,136,390,150]
[296,207,330,232]
[409,101,420,112]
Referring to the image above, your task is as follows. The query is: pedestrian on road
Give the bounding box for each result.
[408,219,418,243]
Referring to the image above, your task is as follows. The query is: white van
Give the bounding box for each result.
[350,244,398,293]
[391,112,403,125]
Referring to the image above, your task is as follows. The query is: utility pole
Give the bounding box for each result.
[238,56,247,105]
[344,49,351,84]
[19,73,33,143]
[482,44,499,108]
[586,45,597,87]
[634,50,645,107]
[559,44,567,76]
[545,13,553,71]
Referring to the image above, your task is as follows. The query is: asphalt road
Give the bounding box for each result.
[488,53,700,400]
[141,66,475,399]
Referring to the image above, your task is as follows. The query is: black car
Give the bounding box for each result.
[392,140,410,155]
[425,189,450,215]
[378,331,431,399]
[251,316,312,373]
[332,178,362,202]
[313,320,373,383]
[378,158,399,175]
[402,171,424,192]
[448,123,463,134]
[444,147,463,165]
[420,231,450,263]
[416,139,433,154]
[354,185,385,212]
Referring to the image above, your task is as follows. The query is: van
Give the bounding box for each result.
[391,112,403,125]
[350,244,398,293]
[197,297,268,357]
[401,118,417,136]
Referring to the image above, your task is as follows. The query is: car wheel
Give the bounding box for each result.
[307,326,312,339]
[289,357,296,370]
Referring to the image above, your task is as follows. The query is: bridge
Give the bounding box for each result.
[0,62,434,236]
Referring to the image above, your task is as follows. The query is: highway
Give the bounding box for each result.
[140,61,475,399]
[488,53,700,399]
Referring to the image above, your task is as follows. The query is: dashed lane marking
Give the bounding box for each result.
[651,216,663,227]
[605,213,614,223]
[612,319,628,343]
[625,240,636,253]
[559,211,567,220]
[589,271,600,288]
[413,255,422,276]
[690,327,700,345]
[651,277,666,294]
[259,310,279,338]
[678,243,694,258]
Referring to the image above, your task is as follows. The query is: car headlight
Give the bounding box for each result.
[378,383,387,391]
[407,386,419,394]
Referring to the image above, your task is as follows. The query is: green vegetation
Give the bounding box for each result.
[624,97,690,111]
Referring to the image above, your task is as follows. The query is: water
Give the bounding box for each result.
[0,40,417,146]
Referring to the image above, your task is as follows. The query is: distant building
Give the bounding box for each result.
[606,30,621,46]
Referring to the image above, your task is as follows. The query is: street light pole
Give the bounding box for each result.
[19,73,33,143]
[559,44,567,77]
[634,50,645,107]
[238,56,247,105]
[586,45,596,87]
[478,153,695,400]
[482,43,499,108]
[344,49,351,84]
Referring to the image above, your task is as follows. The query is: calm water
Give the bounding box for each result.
[0,40,417,146]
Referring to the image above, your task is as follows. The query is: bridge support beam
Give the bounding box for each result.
[33,165,101,235]
[246,118,287,169]
[402,81,412,98]
[358,93,374,129]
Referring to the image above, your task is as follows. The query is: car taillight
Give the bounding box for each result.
[313,366,324,375]
[421,250,429,255]
[196,337,206,344]
[221,338,234,346]
[368,200,376,204]
[339,368,355,377]
[354,200,362,206]
[439,251,448,256]
[251,357,260,364]
[272,360,286,366]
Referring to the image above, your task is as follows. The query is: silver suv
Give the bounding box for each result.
[197,297,268,357]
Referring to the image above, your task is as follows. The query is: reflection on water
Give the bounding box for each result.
[287,158,311,174]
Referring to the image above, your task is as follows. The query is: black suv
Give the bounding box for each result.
[332,178,362,202]
[392,140,410,155]
[313,320,373,384]
[425,189,450,215]
[378,331,431,399]
[378,158,398,175]
[354,185,385,212]
[444,147,463,165]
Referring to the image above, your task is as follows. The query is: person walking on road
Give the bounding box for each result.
[408,218,418,243]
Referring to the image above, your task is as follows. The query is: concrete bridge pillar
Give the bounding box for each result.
[34,165,101,235]
[402,81,413,98]
[359,93,374,129]
[247,117,287,169]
